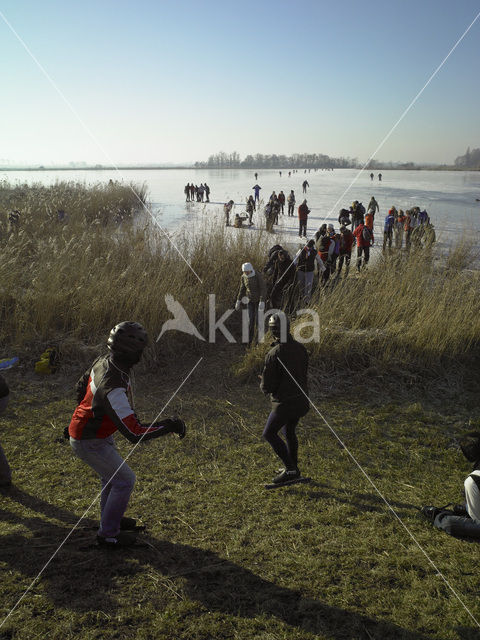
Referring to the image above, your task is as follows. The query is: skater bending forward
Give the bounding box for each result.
[260,314,309,485]
[68,321,186,548]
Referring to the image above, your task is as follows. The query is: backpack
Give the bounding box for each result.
[362,226,372,243]
[35,348,58,374]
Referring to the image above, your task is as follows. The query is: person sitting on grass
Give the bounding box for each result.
[421,431,480,539]
[68,321,186,549]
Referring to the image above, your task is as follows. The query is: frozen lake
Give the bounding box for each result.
[2,168,480,244]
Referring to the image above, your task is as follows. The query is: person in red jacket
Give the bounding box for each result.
[68,321,186,548]
[298,199,310,237]
[353,222,374,271]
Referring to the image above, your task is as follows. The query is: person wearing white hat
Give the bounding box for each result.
[235,263,267,343]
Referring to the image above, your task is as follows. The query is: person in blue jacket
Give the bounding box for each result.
[383,208,396,251]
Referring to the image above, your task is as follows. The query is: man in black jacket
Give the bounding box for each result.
[260,314,309,484]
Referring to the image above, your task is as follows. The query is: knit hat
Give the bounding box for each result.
[242,262,255,277]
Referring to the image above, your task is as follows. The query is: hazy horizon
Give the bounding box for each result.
[1,0,479,167]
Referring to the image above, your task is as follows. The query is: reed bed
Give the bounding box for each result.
[236,242,480,384]
[0,181,267,359]
[1,180,479,382]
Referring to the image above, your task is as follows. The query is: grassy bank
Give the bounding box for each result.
[1,365,480,639]
[1,182,480,638]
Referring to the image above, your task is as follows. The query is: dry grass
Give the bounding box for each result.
[1,180,479,386]
[0,180,269,360]
[236,244,480,385]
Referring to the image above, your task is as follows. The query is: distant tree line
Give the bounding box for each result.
[194,151,357,169]
[454,147,480,169]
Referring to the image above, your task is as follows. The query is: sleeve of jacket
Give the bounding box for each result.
[315,254,326,273]
[260,350,280,396]
[75,368,92,404]
[237,276,246,302]
[103,387,172,443]
[257,272,267,301]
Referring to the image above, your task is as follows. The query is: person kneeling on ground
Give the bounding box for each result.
[233,213,248,228]
[68,322,186,548]
[421,431,480,539]
[260,314,310,485]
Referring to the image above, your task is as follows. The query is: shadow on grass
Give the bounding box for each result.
[304,482,417,516]
[0,489,460,640]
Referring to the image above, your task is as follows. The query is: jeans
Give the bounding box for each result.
[434,510,480,539]
[338,252,351,275]
[263,403,309,469]
[383,230,393,250]
[296,270,314,303]
[0,395,11,485]
[356,245,370,270]
[299,220,307,236]
[246,301,260,343]
[70,435,136,538]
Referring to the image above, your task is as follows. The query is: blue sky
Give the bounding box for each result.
[0,0,479,165]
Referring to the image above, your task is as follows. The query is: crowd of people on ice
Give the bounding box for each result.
[222,190,437,316]
[184,182,211,202]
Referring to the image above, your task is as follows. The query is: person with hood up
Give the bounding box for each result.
[235,263,267,343]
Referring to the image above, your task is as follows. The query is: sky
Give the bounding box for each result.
[0,0,479,166]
